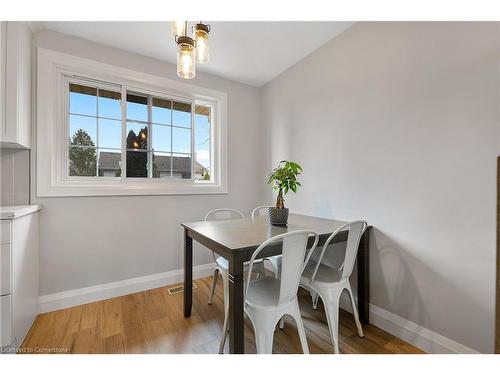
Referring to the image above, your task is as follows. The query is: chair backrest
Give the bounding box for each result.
[204,208,244,221]
[251,205,273,220]
[204,209,245,262]
[310,220,367,282]
[246,230,319,306]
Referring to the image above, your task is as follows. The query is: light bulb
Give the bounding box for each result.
[171,21,186,38]
[177,41,195,79]
[194,29,209,63]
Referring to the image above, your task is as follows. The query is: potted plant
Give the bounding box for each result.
[266,160,302,225]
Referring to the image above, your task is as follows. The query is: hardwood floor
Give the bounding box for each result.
[20,277,424,354]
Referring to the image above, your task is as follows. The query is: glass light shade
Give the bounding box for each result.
[194,29,209,63]
[177,43,196,79]
[171,21,186,38]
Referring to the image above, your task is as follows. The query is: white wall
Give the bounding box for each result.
[261,22,499,353]
[33,30,267,295]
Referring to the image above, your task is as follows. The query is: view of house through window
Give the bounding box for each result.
[68,80,213,182]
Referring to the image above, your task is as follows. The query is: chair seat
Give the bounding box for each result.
[215,256,229,270]
[215,256,264,271]
[215,256,265,285]
[301,262,343,285]
[263,255,281,274]
[245,276,282,308]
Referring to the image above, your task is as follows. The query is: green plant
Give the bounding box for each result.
[266,160,302,209]
[69,129,97,176]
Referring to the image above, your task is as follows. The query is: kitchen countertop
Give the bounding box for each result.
[0,205,42,219]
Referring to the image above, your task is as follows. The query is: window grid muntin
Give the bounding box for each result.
[66,76,202,183]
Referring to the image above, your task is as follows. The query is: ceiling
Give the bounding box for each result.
[41,21,354,87]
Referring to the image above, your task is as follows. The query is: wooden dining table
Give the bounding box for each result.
[181,213,370,354]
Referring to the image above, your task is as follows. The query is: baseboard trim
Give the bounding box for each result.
[368,304,479,354]
[38,263,215,313]
[336,294,479,354]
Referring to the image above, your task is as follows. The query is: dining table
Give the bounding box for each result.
[181,213,370,354]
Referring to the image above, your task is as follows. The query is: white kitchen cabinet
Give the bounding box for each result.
[0,21,32,149]
[0,205,40,352]
[0,22,6,145]
[0,295,12,348]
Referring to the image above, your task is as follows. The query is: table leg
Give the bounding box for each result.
[184,228,193,317]
[228,254,245,353]
[357,227,370,324]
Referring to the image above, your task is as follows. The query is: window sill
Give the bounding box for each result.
[36,180,228,197]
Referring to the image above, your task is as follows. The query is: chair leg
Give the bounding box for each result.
[247,312,276,354]
[290,302,309,354]
[323,292,341,354]
[255,329,275,354]
[346,283,364,338]
[218,304,229,354]
[208,268,220,305]
[311,291,319,310]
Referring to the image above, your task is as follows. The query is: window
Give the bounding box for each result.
[124,94,194,179]
[37,48,227,196]
[67,80,209,182]
[195,104,212,181]
[67,80,216,183]
[68,83,122,177]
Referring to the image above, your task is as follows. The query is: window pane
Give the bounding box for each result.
[98,89,121,120]
[98,149,121,177]
[127,94,148,122]
[69,115,97,146]
[172,127,191,153]
[69,146,97,176]
[152,97,171,125]
[126,150,148,178]
[70,83,97,116]
[173,101,191,128]
[152,124,171,152]
[126,122,148,150]
[172,153,191,179]
[152,151,172,178]
[195,105,211,180]
[98,119,121,149]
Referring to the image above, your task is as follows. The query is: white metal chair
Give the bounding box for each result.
[251,206,273,220]
[204,208,265,353]
[205,208,245,308]
[221,230,319,354]
[300,221,367,354]
[251,206,281,277]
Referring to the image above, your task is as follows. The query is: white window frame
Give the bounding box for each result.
[37,48,227,197]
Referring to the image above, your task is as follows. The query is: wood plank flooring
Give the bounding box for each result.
[20,276,424,354]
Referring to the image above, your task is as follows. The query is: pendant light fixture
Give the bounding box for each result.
[175,34,196,79]
[193,23,210,63]
[172,21,211,80]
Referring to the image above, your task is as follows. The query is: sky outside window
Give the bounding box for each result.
[70,87,195,155]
